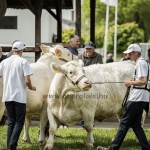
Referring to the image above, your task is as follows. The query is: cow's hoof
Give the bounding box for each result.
[85,143,94,148]
[22,139,31,143]
[44,144,54,150]
[64,125,68,129]
[39,140,46,146]
[59,125,64,129]
[136,139,141,145]
[0,145,4,150]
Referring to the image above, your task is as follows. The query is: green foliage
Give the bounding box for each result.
[62,28,87,45]
[81,0,150,49]
[118,0,150,41]
[107,22,144,53]
[95,26,105,48]
[62,28,75,44]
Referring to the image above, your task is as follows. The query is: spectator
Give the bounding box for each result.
[106,53,114,63]
[97,43,150,150]
[120,53,130,61]
[0,47,7,63]
[0,41,36,150]
[68,35,80,56]
[78,41,103,128]
[146,48,150,64]
[78,41,103,66]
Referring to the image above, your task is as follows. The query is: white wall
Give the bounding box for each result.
[0,8,57,46]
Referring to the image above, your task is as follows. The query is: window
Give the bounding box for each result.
[0,16,17,29]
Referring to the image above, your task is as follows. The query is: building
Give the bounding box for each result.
[0,0,76,46]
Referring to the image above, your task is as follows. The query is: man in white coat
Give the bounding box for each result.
[0,41,36,150]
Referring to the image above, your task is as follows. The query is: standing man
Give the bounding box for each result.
[106,53,114,63]
[0,47,7,63]
[68,35,80,56]
[97,44,150,150]
[78,41,103,66]
[0,41,36,150]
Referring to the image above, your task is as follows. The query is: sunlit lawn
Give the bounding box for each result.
[0,125,149,150]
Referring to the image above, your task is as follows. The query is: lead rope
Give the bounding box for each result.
[122,86,131,108]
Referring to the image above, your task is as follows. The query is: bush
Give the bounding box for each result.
[107,22,144,53]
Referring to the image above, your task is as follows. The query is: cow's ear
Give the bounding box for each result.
[51,62,61,73]
[40,44,51,54]
[78,59,84,67]
[54,48,62,57]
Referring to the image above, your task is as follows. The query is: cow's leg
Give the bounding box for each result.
[22,115,31,143]
[44,107,59,150]
[84,116,94,148]
[38,109,48,146]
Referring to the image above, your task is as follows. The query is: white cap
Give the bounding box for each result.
[12,41,26,51]
[123,44,141,54]
[107,53,113,57]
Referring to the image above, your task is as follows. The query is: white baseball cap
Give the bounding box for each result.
[12,41,26,51]
[123,44,141,54]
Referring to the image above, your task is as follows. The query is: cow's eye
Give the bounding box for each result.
[70,71,73,74]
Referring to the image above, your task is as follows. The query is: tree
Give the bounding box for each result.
[62,28,86,45]
[81,0,150,47]
[62,28,75,44]
[107,22,144,53]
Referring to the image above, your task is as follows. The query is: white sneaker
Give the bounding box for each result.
[97,146,109,150]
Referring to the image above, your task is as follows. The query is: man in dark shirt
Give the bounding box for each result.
[67,35,80,56]
[106,53,114,63]
[78,41,103,66]
[146,48,150,64]
[0,47,7,63]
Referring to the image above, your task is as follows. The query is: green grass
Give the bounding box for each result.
[0,126,149,150]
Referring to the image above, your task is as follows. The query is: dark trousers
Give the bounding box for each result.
[110,101,150,150]
[5,101,26,150]
[81,120,84,127]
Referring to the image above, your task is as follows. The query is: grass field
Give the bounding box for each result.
[0,126,149,150]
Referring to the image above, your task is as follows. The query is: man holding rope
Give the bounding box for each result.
[97,43,150,150]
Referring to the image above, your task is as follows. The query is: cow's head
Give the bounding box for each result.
[40,44,78,61]
[51,60,92,92]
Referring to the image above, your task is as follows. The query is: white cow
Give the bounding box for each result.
[45,60,136,150]
[0,44,78,145]
[23,44,78,145]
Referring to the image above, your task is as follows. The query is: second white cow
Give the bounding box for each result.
[45,60,135,150]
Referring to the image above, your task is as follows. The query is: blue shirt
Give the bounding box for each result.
[0,54,7,63]
[67,45,78,56]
